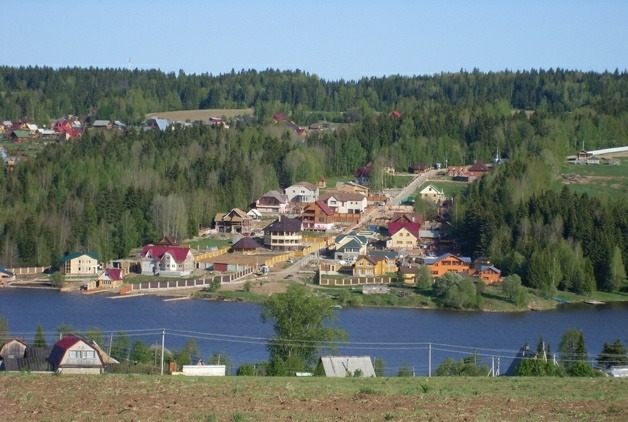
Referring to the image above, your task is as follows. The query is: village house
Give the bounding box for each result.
[319,190,368,216]
[143,117,169,131]
[59,252,100,275]
[9,129,30,143]
[263,216,302,251]
[140,245,194,277]
[471,264,502,284]
[47,334,106,374]
[422,253,472,277]
[468,161,491,178]
[284,181,319,203]
[318,176,327,188]
[255,190,289,214]
[352,253,397,277]
[411,163,428,174]
[388,212,423,237]
[214,208,252,233]
[354,163,372,185]
[398,265,419,284]
[97,268,124,288]
[0,339,50,372]
[333,233,368,262]
[387,227,420,250]
[301,200,335,231]
[420,184,445,202]
[92,119,127,131]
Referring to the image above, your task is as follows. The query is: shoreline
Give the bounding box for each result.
[4,281,626,313]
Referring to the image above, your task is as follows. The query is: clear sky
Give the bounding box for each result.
[2,0,626,81]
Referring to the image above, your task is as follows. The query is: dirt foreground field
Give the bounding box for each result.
[1,374,626,421]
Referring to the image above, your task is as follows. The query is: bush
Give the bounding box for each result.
[236,363,256,376]
[397,365,413,377]
[50,271,66,288]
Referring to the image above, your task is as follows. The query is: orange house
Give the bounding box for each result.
[470,265,501,284]
[423,254,472,277]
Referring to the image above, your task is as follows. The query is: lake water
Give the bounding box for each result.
[1,288,627,375]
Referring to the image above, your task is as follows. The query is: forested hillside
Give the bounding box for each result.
[0,67,626,292]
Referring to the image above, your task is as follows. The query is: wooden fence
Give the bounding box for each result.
[193,247,230,262]
[319,276,394,286]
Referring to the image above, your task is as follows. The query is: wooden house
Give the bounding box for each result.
[422,253,472,277]
[97,268,124,288]
[214,208,252,233]
[301,200,335,231]
[468,161,491,177]
[47,334,105,374]
[231,237,261,254]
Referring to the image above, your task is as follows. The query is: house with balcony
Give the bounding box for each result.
[301,200,335,231]
[422,253,472,277]
[332,233,368,262]
[263,216,302,251]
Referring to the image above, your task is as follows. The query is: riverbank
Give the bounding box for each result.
[7,277,627,313]
[1,374,626,421]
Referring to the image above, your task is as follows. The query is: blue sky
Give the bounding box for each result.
[2,0,626,80]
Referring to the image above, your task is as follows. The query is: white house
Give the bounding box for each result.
[284,181,319,203]
[320,191,367,215]
[420,184,445,202]
[140,245,194,277]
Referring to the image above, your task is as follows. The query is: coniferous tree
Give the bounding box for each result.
[33,324,47,348]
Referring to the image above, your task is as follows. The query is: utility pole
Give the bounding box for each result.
[491,357,495,377]
[497,357,500,376]
[108,333,113,356]
[428,343,432,377]
[160,329,165,376]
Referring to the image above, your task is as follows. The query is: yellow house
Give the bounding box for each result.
[353,255,397,277]
[59,252,100,275]
[386,227,419,250]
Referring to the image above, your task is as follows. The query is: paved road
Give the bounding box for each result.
[390,169,438,205]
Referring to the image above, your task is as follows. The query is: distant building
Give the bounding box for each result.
[59,252,100,275]
[263,216,302,251]
[318,356,376,377]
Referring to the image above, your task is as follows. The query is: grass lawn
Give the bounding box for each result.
[323,175,354,189]
[385,174,415,189]
[1,374,625,421]
[417,180,469,198]
[560,163,627,198]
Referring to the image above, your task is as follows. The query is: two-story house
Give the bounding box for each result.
[59,252,101,275]
[419,184,445,202]
[301,200,335,231]
[255,190,289,214]
[140,245,194,277]
[333,233,368,262]
[422,253,472,277]
[387,227,420,250]
[320,191,368,215]
[284,182,319,203]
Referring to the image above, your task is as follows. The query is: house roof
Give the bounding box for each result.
[157,236,179,246]
[92,120,111,127]
[232,237,261,250]
[144,117,169,131]
[391,212,424,224]
[355,255,377,265]
[47,334,103,368]
[141,245,191,263]
[11,130,30,138]
[305,200,335,216]
[478,265,501,274]
[338,239,364,251]
[59,252,99,263]
[367,250,398,260]
[289,181,318,192]
[420,184,444,195]
[0,264,14,276]
[423,253,472,265]
[264,217,302,233]
[468,161,490,172]
[319,356,376,377]
[388,222,421,237]
[260,190,288,203]
[320,190,367,203]
[335,233,368,245]
[100,268,123,281]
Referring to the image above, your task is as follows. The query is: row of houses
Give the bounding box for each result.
[0,334,116,374]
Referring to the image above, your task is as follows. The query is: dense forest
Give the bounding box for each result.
[0,67,626,293]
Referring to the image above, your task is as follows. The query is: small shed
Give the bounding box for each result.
[318,356,376,377]
[231,237,261,253]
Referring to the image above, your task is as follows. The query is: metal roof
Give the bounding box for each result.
[319,356,376,377]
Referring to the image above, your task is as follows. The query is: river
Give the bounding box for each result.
[1,289,626,375]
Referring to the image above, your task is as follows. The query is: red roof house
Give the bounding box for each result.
[47,334,105,374]
[140,245,194,277]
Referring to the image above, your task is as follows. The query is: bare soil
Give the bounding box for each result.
[145,108,254,121]
[1,375,625,421]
